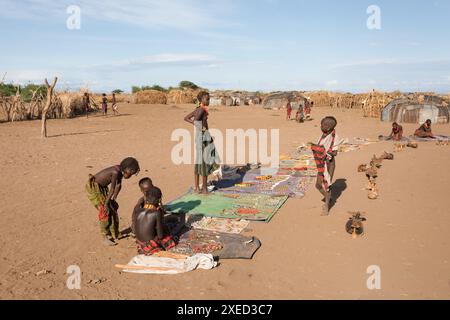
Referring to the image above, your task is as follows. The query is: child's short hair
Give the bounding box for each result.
[139,177,153,187]
[120,157,140,173]
[145,186,162,206]
[321,116,337,131]
[197,91,209,101]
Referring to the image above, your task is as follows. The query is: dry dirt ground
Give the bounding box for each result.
[0,104,449,300]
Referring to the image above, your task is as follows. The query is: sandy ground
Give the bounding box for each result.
[0,103,449,300]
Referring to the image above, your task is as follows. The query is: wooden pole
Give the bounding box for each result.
[41,77,58,138]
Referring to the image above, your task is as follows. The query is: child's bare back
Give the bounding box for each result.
[93,166,122,187]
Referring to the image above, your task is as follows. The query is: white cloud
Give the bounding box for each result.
[0,0,229,31]
[90,53,218,72]
[326,80,338,86]
[331,58,450,69]
[331,59,397,69]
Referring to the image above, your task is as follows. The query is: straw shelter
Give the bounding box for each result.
[381,97,450,124]
[262,92,306,109]
[167,88,199,104]
[133,90,167,104]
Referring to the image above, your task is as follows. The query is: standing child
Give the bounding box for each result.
[296,102,305,123]
[111,93,119,116]
[304,100,312,120]
[83,92,90,118]
[102,93,108,116]
[184,91,220,194]
[311,117,339,216]
[286,101,292,120]
[85,157,140,246]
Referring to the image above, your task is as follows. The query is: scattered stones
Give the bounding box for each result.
[88,277,107,285]
[35,269,51,276]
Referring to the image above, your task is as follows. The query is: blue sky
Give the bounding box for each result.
[0,0,449,93]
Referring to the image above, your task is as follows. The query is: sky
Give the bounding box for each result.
[0,0,449,93]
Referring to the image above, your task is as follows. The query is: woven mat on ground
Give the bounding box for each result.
[164,190,288,222]
[187,215,250,234]
[408,135,450,141]
[337,137,379,153]
[280,148,316,174]
[169,229,261,259]
[219,169,314,198]
[378,135,410,142]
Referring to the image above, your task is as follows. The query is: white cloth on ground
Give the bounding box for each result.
[122,254,217,275]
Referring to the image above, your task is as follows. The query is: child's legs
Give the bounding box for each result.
[201,175,208,191]
[315,176,326,197]
[326,158,336,183]
[99,218,112,237]
[109,211,121,239]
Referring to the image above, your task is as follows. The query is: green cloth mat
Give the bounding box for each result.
[164,191,288,222]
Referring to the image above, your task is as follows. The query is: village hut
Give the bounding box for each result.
[57,92,85,118]
[262,92,306,109]
[133,90,167,104]
[381,96,450,124]
[167,88,199,104]
[209,96,225,106]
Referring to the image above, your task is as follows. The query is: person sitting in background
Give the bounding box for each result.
[414,119,435,138]
[389,122,403,141]
[296,103,305,123]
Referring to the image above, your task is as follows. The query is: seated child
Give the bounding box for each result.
[414,119,435,138]
[133,178,177,255]
[296,104,305,123]
[85,157,140,246]
[389,122,403,141]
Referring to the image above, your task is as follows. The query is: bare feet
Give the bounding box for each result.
[103,236,117,246]
[321,204,330,216]
[321,193,331,216]
[199,188,209,195]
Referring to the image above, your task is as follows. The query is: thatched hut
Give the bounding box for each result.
[56,92,85,118]
[262,92,306,109]
[133,90,167,104]
[381,97,450,124]
[304,91,335,107]
[167,88,199,104]
[362,91,403,118]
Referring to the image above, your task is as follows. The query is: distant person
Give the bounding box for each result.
[304,100,312,120]
[296,102,305,123]
[133,177,177,255]
[286,101,292,120]
[85,157,140,246]
[184,91,220,194]
[111,93,119,116]
[83,92,90,118]
[101,93,108,116]
[311,117,339,216]
[414,119,435,138]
